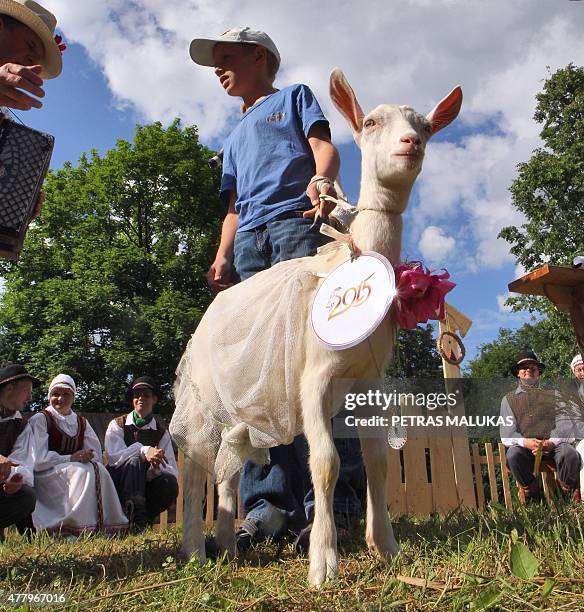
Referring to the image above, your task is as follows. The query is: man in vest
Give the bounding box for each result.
[500,349,581,504]
[0,363,39,539]
[105,376,178,532]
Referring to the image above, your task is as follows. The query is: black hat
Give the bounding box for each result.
[511,349,545,377]
[0,363,41,389]
[129,376,159,395]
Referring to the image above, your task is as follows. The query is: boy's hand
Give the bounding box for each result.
[304,177,338,219]
[0,455,18,482]
[2,472,23,494]
[0,64,45,110]
[145,447,168,470]
[207,255,233,292]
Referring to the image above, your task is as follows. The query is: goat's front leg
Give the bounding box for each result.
[303,385,340,587]
[182,455,207,563]
[215,470,239,558]
[359,433,400,559]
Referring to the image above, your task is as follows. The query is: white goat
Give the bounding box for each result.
[172,69,462,587]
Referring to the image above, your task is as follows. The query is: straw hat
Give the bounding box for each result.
[0,0,62,78]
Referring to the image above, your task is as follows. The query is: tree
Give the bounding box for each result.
[466,319,577,379]
[0,120,223,413]
[498,64,583,361]
[386,323,443,378]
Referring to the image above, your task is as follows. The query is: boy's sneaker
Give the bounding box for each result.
[235,517,262,552]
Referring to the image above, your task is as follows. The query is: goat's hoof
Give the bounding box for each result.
[366,541,400,562]
[183,542,206,565]
[308,553,338,588]
[215,536,236,560]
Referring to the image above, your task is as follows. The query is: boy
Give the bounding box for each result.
[189,27,363,550]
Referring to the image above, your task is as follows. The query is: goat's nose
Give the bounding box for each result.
[400,134,421,146]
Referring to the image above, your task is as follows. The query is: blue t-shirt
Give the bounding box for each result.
[220,84,329,232]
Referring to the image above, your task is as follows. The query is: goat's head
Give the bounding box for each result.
[330,69,462,194]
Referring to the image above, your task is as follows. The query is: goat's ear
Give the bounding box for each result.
[426,86,462,134]
[329,68,365,140]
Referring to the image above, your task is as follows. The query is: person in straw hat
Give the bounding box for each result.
[500,349,581,504]
[0,0,64,111]
[29,374,128,538]
[0,363,39,541]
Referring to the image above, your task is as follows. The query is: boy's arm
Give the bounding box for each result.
[207,190,238,292]
[304,122,341,219]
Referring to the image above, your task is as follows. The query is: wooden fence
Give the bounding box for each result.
[158,441,564,529]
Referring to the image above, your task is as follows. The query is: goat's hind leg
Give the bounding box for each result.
[302,382,340,587]
[182,455,207,563]
[215,471,239,558]
[359,433,400,559]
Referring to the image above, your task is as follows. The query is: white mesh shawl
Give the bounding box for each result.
[170,243,349,482]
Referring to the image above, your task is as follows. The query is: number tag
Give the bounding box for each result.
[311,252,396,350]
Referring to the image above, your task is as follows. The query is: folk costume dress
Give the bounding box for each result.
[30,406,128,536]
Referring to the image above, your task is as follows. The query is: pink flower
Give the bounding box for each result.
[54,35,67,55]
[393,261,456,329]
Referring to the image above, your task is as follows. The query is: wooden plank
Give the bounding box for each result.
[498,443,513,511]
[205,474,215,528]
[175,450,185,527]
[443,301,473,337]
[429,435,458,515]
[485,443,499,503]
[159,510,168,530]
[508,265,584,293]
[387,448,406,516]
[471,443,485,511]
[403,437,432,516]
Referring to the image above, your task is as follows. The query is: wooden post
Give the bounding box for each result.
[436,302,477,511]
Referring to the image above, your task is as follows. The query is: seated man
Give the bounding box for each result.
[0,364,39,540]
[500,349,580,504]
[105,377,178,531]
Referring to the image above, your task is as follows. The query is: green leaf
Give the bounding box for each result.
[470,582,503,610]
[509,542,539,580]
[540,578,555,599]
[510,528,519,544]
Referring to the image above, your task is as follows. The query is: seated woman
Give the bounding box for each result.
[30,374,128,537]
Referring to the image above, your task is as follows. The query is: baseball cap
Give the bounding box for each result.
[189,27,280,69]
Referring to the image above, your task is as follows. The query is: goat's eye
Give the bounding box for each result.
[364,119,375,128]
[424,124,433,134]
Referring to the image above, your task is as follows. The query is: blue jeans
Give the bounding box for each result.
[234,213,365,538]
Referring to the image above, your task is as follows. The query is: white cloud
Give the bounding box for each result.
[496,293,512,313]
[418,226,455,264]
[44,0,584,273]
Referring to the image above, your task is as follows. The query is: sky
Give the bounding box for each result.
[5,0,584,364]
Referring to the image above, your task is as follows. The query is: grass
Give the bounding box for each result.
[1,501,584,611]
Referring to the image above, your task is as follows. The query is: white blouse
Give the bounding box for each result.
[0,412,35,487]
[30,406,103,471]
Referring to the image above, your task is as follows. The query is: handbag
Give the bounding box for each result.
[0,115,54,260]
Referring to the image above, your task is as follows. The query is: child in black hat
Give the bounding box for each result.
[104,376,178,531]
[0,364,39,539]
